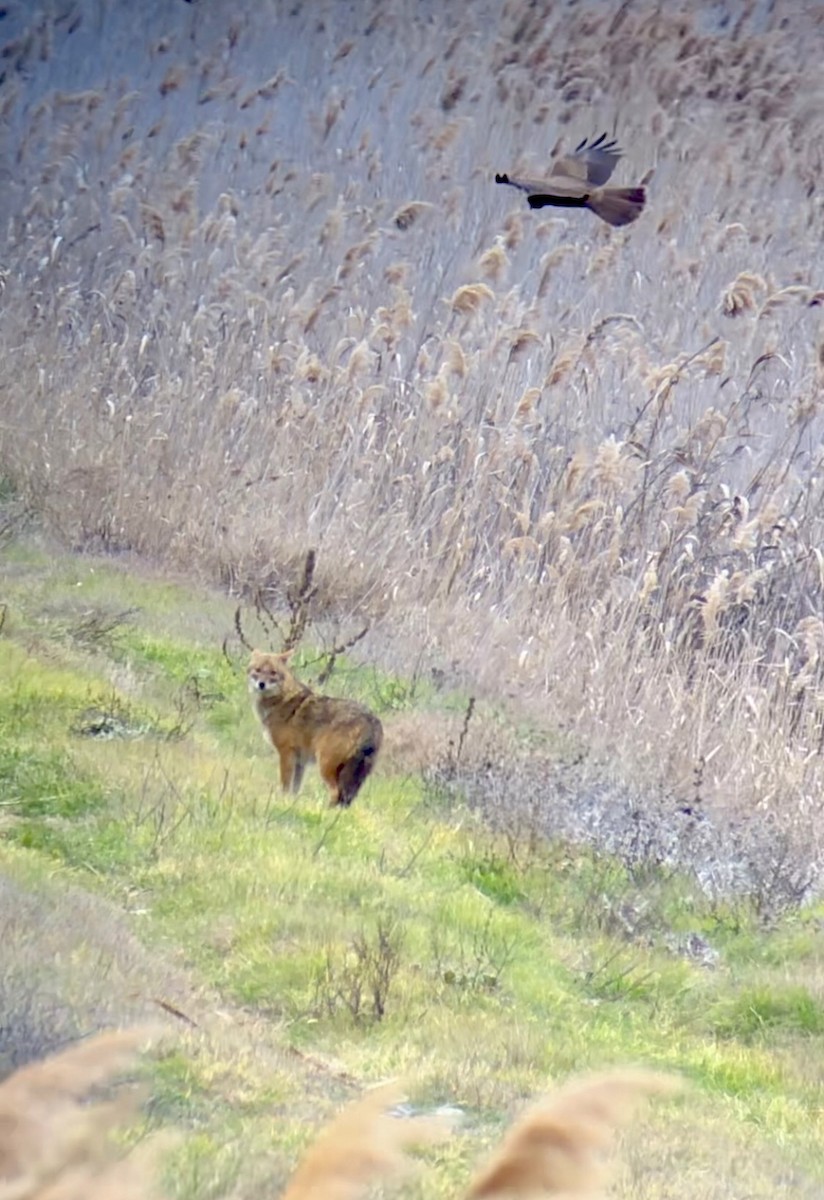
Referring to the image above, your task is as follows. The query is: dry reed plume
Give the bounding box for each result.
[0,1025,164,1200]
[280,1080,451,1200]
[0,1027,679,1200]
[465,1069,681,1198]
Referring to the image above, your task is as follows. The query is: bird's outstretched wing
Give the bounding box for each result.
[550,132,622,185]
[494,171,571,196]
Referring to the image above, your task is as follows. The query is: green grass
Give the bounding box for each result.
[710,985,824,1041]
[1,540,824,1196]
[0,745,106,818]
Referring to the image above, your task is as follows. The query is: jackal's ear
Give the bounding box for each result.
[278,646,296,661]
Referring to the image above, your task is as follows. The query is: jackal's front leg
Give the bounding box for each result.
[276,747,300,793]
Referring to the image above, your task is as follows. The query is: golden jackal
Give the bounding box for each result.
[248,649,383,807]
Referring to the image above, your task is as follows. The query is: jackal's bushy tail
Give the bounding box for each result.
[281,1081,451,1199]
[464,1068,681,1198]
[586,185,646,227]
[335,739,380,806]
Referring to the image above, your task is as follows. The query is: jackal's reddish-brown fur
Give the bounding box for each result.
[248,649,383,807]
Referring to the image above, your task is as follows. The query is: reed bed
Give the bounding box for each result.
[2,0,824,863]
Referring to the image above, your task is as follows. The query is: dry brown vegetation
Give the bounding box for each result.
[0,874,185,1074]
[2,0,824,874]
[464,1069,680,1199]
[0,1025,678,1200]
[0,1025,167,1200]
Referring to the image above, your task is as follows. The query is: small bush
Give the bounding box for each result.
[711,985,824,1042]
[460,852,524,905]
[313,919,404,1023]
[439,752,822,923]
[430,907,523,994]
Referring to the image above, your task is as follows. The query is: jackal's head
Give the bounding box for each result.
[247,649,295,699]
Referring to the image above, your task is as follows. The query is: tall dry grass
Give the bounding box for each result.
[2,0,824,856]
[0,1025,678,1199]
[0,1026,167,1200]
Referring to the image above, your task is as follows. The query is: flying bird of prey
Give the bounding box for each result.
[495,132,646,227]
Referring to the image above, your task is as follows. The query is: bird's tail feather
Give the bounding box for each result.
[586,185,646,226]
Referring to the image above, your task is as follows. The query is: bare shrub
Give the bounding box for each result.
[231,549,369,687]
[430,907,522,994]
[313,920,404,1023]
[67,606,139,650]
[432,749,823,922]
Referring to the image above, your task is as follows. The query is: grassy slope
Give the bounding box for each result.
[1,537,823,1198]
